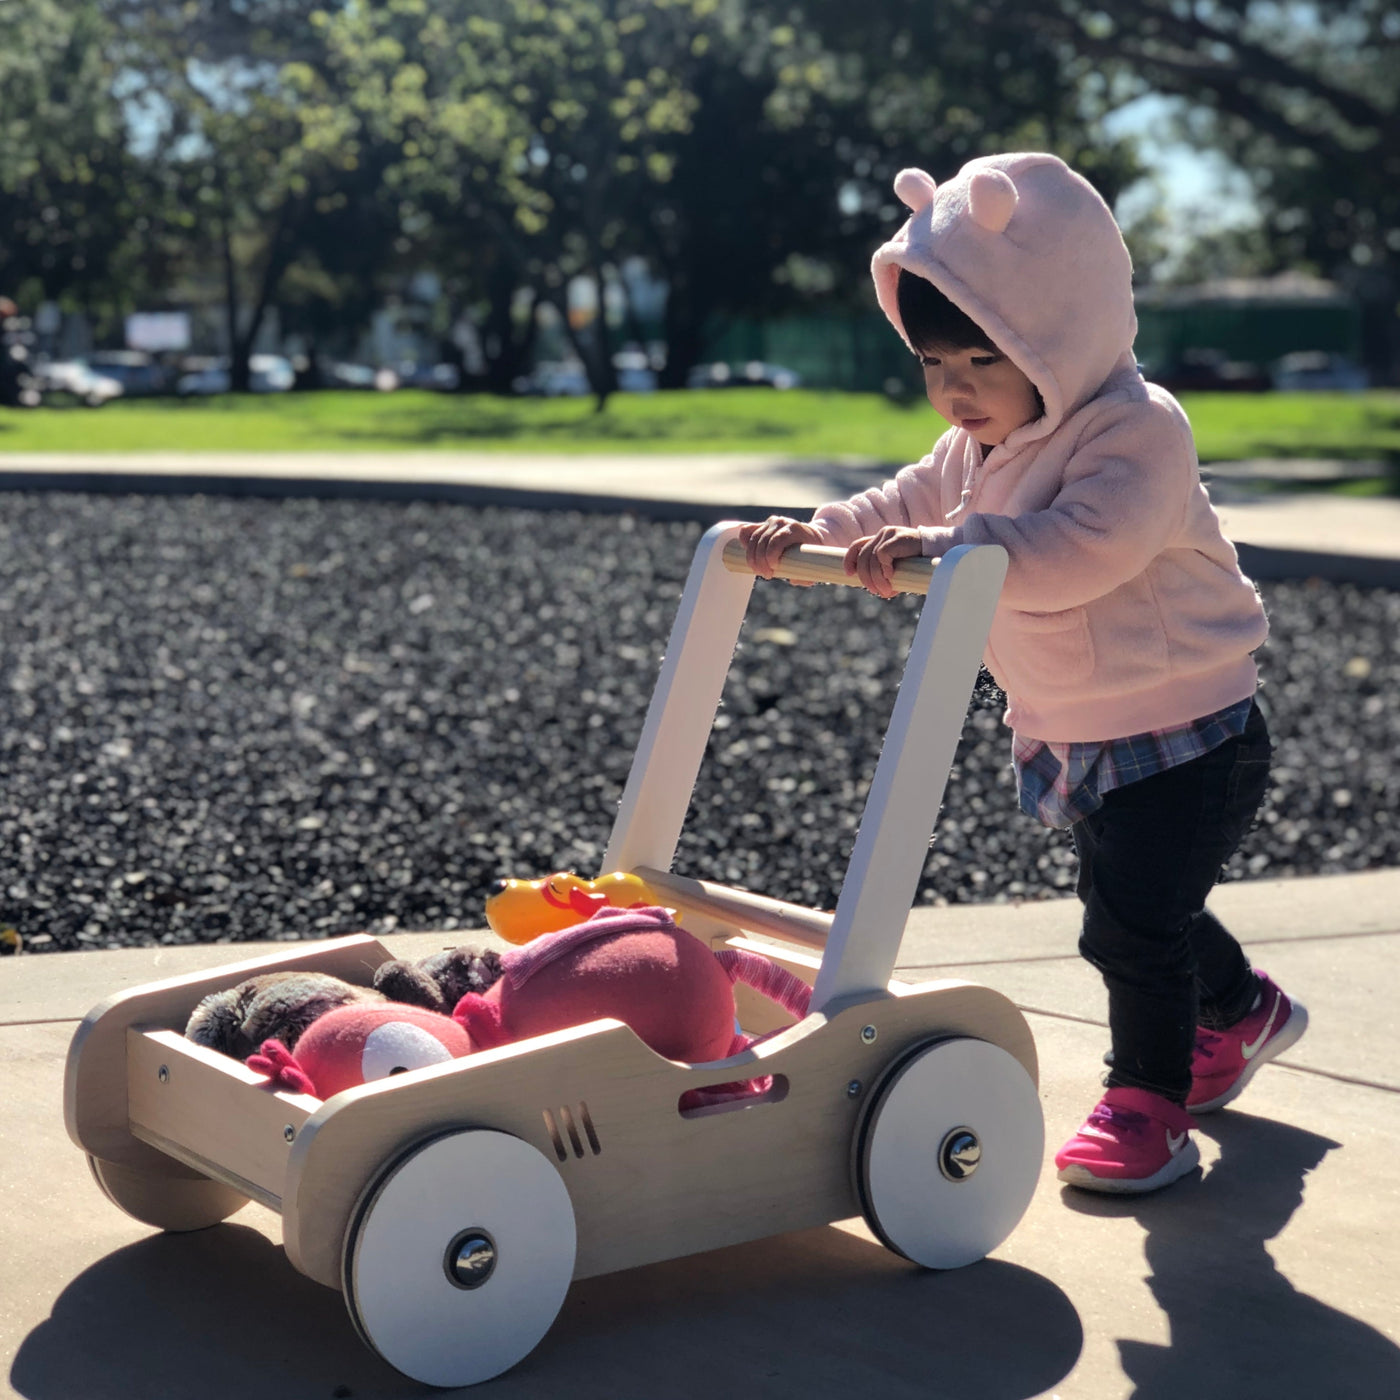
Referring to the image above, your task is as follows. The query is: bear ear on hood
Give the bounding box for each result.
[893,167,937,213]
[968,168,1018,233]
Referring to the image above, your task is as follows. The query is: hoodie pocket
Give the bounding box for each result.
[997,607,1095,690]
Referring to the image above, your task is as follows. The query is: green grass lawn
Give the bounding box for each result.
[1,386,1397,464]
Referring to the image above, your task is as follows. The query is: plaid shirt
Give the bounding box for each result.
[1014,697,1254,830]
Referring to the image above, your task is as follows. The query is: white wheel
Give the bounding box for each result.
[88,1154,248,1232]
[343,1130,576,1387]
[855,1037,1043,1269]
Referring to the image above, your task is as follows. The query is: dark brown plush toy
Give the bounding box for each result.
[370,945,506,1014]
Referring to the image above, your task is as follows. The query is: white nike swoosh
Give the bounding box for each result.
[1241,992,1282,1060]
[1166,1130,1188,1154]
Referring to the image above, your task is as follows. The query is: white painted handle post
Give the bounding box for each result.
[810,543,1006,1010]
[602,524,752,876]
[603,527,1007,1014]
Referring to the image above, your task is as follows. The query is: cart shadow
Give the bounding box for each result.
[534,1224,1081,1400]
[1060,1111,1400,1399]
[11,1218,1080,1400]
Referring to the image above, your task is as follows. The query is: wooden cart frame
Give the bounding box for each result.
[65,524,1043,1387]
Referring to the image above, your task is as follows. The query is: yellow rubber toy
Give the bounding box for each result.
[484,871,659,945]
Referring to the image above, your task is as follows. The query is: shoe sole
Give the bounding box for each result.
[1057,1137,1201,1195]
[1189,999,1309,1115]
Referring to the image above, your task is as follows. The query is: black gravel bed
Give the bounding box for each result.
[1,493,1394,954]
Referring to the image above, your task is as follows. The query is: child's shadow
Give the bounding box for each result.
[1063,1112,1400,1399]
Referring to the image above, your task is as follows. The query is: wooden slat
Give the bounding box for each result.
[66,933,393,1166]
[636,866,832,951]
[721,538,935,595]
[127,1029,320,1210]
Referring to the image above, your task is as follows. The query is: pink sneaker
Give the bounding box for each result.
[1056,1087,1200,1194]
[1188,971,1308,1114]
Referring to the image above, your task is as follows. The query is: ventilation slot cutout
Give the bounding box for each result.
[542,1102,603,1160]
[579,1101,602,1155]
[559,1105,585,1158]
[542,1108,567,1162]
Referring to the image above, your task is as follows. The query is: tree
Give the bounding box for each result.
[644,0,1144,384]
[109,1,400,390]
[0,1,145,308]
[306,0,717,407]
[1023,0,1400,377]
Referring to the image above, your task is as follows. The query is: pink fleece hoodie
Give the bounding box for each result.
[809,153,1268,743]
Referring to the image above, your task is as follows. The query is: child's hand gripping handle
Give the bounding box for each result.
[721,538,935,596]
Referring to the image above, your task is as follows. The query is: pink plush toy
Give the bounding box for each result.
[451,906,810,1067]
[248,1003,474,1099]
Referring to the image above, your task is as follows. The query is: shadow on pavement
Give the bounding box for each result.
[11,1219,1080,1400]
[1061,1110,1400,1399]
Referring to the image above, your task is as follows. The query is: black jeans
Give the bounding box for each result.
[1071,699,1272,1104]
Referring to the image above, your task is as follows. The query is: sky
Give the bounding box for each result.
[1104,92,1259,269]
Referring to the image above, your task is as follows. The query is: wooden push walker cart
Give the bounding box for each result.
[65,524,1044,1388]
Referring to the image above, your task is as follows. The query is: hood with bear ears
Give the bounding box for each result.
[872,152,1138,449]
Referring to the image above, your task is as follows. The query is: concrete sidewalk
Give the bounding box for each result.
[2,448,1399,585]
[4,870,1399,1399]
[2,449,1398,1398]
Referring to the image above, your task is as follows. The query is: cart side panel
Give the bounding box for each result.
[283,980,1035,1290]
[127,1029,320,1210]
[66,933,393,1165]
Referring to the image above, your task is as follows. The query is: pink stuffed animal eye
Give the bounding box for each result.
[360,1021,458,1081]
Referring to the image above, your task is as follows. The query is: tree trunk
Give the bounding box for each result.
[230,199,296,394]
[219,209,247,394]
[549,285,617,412]
[658,267,706,390]
[480,274,538,395]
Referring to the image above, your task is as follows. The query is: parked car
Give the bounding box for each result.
[395,360,462,392]
[35,359,125,406]
[514,349,662,397]
[1271,351,1369,392]
[686,360,802,390]
[87,350,171,397]
[613,348,659,393]
[1145,349,1271,393]
[176,354,296,395]
[513,360,591,396]
[323,360,399,391]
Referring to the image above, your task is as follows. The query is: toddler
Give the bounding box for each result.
[740,154,1307,1194]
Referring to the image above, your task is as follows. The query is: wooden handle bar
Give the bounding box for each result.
[635,865,833,951]
[722,538,934,596]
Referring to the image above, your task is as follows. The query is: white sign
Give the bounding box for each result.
[126,312,190,352]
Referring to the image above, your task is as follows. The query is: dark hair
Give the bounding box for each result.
[896,267,996,356]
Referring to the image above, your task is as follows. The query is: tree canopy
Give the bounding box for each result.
[2,0,1394,393]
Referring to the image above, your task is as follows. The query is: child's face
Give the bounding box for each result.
[918,345,1041,448]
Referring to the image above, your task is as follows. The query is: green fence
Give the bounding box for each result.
[1132,298,1363,374]
[704,313,921,394]
[707,295,1366,391]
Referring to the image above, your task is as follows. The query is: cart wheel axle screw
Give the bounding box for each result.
[938,1127,982,1182]
[445,1229,497,1291]
[157,1065,169,1084]
[861,1025,877,1044]
[847,1079,863,1098]
[283,1124,296,1143]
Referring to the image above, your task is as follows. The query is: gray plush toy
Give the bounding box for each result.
[185,971,385,1060]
